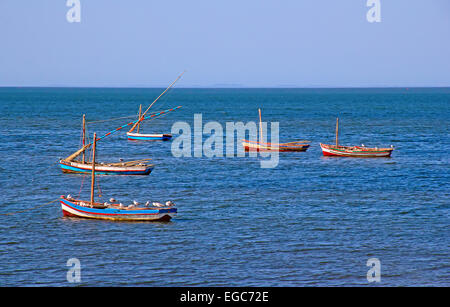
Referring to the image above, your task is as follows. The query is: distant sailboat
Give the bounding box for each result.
[127,104,182,141]
[320,118,394,157]
[242,109,310,152]
[127,72,184,141]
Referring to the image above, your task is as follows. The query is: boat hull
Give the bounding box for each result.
[59,160,154,175]
[242,140,310,152]
[127,132,172,141]
[320,143,393,157]
[60,197,176,222]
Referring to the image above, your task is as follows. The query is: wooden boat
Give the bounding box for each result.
[127,132,172,141]
[126,72,184,141]
[60,133,177,222]
[59,159,154,175]
[126,105,182,141]
[242,140,310,152]
[320,118,394,157]
[59,115,154,175]
[242,109,310,152]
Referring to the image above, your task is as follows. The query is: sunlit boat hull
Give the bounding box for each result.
[242,140,310,152]
[127,132,172,141]
[59,160,154,175]
[320,143,393,157]
[60,197,176,221]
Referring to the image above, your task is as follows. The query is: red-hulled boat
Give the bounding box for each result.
[320,118,394,157]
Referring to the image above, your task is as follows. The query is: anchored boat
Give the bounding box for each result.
[242,140,310,152]
[126,105,182,141]
[242,109,310,152]
[320,118,394,157]
[60,133,177,221]
[126,72,184,141]
[59,115,154,175]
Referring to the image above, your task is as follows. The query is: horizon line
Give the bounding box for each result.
[1,85,450,89]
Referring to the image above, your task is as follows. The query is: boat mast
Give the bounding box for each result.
[335,117,339,147]
[90,133,97,205]
[82,114,86,164]
[258,108,263,143]
[128,71,185,133]
[136,104,142,134]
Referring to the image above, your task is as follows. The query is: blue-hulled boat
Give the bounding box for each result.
[127,132,172,141]
[59,114,154,175]
[60,196,177,221]
[59,159,154,175]
[126,72,185,142]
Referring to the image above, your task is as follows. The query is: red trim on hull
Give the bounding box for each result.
[62,209,79,217]
[320,144,393,157]
[243,144,309,152]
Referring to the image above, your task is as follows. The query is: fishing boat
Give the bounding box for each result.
[126,105,182,141]
[60,133,177,221]
[59,114,155,175]
[242,109,310,152]
[242,140,310,152]
[126,72,184,141]
[320,118,394,157]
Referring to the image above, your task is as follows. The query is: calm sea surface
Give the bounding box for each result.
[0,87,448,286]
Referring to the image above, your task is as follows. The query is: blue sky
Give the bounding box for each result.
[0,0,449,87]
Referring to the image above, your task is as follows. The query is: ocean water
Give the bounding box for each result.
[0,87,448,286]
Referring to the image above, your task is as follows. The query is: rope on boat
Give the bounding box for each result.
[78,175,86,199]
[95,106,182,141]
[86,115,136,124]
[0,199,60,216]
[86,108,178,124]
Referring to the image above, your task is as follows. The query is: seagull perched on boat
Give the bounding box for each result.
[133,200,140,206]
[119,158,124,162]
[153,202,164,207]
[144,201,150,207]
[165,201,175,207]
[109,198,116,203]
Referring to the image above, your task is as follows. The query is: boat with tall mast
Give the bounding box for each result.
[60,133,177,221]
[320,118,394,157]
[127,105,182,141]
[127,72,184,141]
[59,114,155,175]
[242,109,310,152]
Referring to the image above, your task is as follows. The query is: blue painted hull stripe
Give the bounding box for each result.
[60,163,152,175]
[61,198,177,215]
